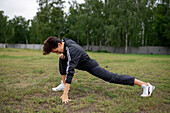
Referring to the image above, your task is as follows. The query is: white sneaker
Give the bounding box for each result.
[141,84,149,97]
[147,82,155,96]
[141,83,155,97]
[52,80,65,91]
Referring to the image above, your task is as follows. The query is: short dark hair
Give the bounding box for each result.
[43,37,62,55]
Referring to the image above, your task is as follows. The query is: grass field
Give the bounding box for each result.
[0,48,170,113]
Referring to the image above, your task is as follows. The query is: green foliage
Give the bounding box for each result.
[0,0,169,48]
[0,11,10,43]
[152,3,170,46]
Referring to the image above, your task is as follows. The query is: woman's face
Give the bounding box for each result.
[51,43,64,54]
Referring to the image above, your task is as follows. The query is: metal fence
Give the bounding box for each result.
[82,46,170,55]
[0,44,43,50]
[0,44,169,55]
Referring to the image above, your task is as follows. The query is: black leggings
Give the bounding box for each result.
[59,58,135,86]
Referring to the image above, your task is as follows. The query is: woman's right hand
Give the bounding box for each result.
[59,54,65,59]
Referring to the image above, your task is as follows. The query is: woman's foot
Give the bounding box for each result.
[52,80,65,91]
[141,83,155,97]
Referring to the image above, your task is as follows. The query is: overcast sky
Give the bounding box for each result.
[0,0,85,20]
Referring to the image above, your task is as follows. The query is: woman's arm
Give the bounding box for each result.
[60,83,71,103]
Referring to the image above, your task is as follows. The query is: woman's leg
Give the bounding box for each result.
[134,79,148,86]
[88,65,135,86]
[52,58,67,92]
[87,65,155,97]
[62,75,66,85]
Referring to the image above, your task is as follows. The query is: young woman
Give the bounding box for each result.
[43,37,155,103]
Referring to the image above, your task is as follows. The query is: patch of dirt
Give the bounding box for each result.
[74,103,98,113]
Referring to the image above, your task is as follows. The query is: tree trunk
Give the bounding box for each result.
[99,40,102,51]
[91,41,94,51]
[145,34,147,46]
[107,0,109,5]
[87,37,89,51]
[118,29,121,47]
[129,38,131,53]
[77,36,79,44]
[142,22,145,46]
[26,38,28,44]
[125,26,128,54]
[3,31,7,43]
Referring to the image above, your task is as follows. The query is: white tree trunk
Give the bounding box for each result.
[26,38,28,44]
[142,22,145,46]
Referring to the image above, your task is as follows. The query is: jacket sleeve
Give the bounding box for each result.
[65,46,82,84]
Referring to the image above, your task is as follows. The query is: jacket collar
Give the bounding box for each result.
[62,38,67,56]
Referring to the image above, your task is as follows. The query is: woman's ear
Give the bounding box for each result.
[58,42,62,47]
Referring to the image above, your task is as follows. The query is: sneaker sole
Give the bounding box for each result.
[148,86,155,97]
[141,93,151,97]
[52,88,64,92]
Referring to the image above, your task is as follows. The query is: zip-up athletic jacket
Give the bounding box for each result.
[62,38,98,84]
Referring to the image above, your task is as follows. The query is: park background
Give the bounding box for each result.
[0,0,169,54]
[0,0,170,112]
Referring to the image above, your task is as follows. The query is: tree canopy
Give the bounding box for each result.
[0,0,169,52]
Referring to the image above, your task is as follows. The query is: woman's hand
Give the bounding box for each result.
[60,84,71,103]
[60,94,71,103]
[59,54,65,59]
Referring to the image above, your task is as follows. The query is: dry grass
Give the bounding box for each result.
[0,48,170,113]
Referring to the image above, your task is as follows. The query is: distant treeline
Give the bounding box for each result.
[0,0,169,53]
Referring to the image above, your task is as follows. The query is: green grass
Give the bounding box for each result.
[0,48,170,113]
